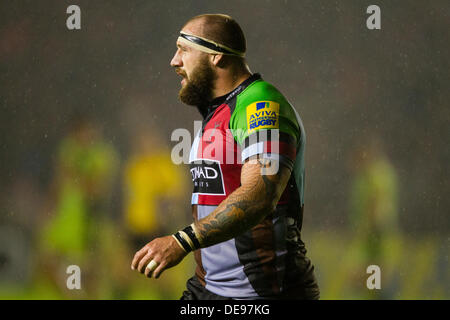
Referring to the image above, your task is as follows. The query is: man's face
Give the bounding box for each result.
[170,28,216,107]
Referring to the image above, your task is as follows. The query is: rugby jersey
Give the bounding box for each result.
[190,73,319,299]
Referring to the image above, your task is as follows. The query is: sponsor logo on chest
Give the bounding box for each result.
[189,160,225,195]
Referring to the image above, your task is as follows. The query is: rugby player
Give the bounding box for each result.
[131,13,320,300]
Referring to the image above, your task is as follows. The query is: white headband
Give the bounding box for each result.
[177,31,245,57]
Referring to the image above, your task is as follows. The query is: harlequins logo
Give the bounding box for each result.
[247,101,279,133]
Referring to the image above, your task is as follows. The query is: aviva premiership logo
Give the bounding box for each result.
[246,101,280,133]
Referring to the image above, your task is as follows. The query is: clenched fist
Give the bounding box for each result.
[131,235,187,279]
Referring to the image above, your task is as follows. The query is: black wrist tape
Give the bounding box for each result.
[174,231,192,253]
[182,225,201,250]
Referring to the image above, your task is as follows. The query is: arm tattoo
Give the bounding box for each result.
[194,158,290,248]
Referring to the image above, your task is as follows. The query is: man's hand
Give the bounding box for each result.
[131,235,187,279]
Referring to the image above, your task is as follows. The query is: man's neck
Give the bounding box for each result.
[212,69,252,99]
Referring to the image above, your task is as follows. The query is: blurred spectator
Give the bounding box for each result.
[348,137,401,298]
[36,115,119,298]
[122,127,193,299]
[325,136,402,299]
[123,128,188,247]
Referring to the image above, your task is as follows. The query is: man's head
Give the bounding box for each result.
[170,14,247,107]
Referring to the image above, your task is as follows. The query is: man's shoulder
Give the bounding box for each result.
[228,77,302,145]
[235,79,289,111]
[230,78,296,124]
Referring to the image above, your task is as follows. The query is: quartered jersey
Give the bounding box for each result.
[190,73,319,299]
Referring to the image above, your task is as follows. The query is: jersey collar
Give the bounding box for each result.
[201,73,262,119]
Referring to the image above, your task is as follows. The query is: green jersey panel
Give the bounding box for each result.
[229,78,306,206]
[230,79,300,146]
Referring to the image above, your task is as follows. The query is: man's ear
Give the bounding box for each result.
[210,53,225,67]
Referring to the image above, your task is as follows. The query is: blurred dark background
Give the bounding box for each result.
[0,0,448,299]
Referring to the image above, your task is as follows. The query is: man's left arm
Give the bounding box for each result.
[131,156,291,278]
[193,156,290,247]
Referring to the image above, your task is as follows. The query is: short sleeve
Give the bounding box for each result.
[229,80,301,170]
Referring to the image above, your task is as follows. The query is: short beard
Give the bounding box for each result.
[178,57,216,113]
